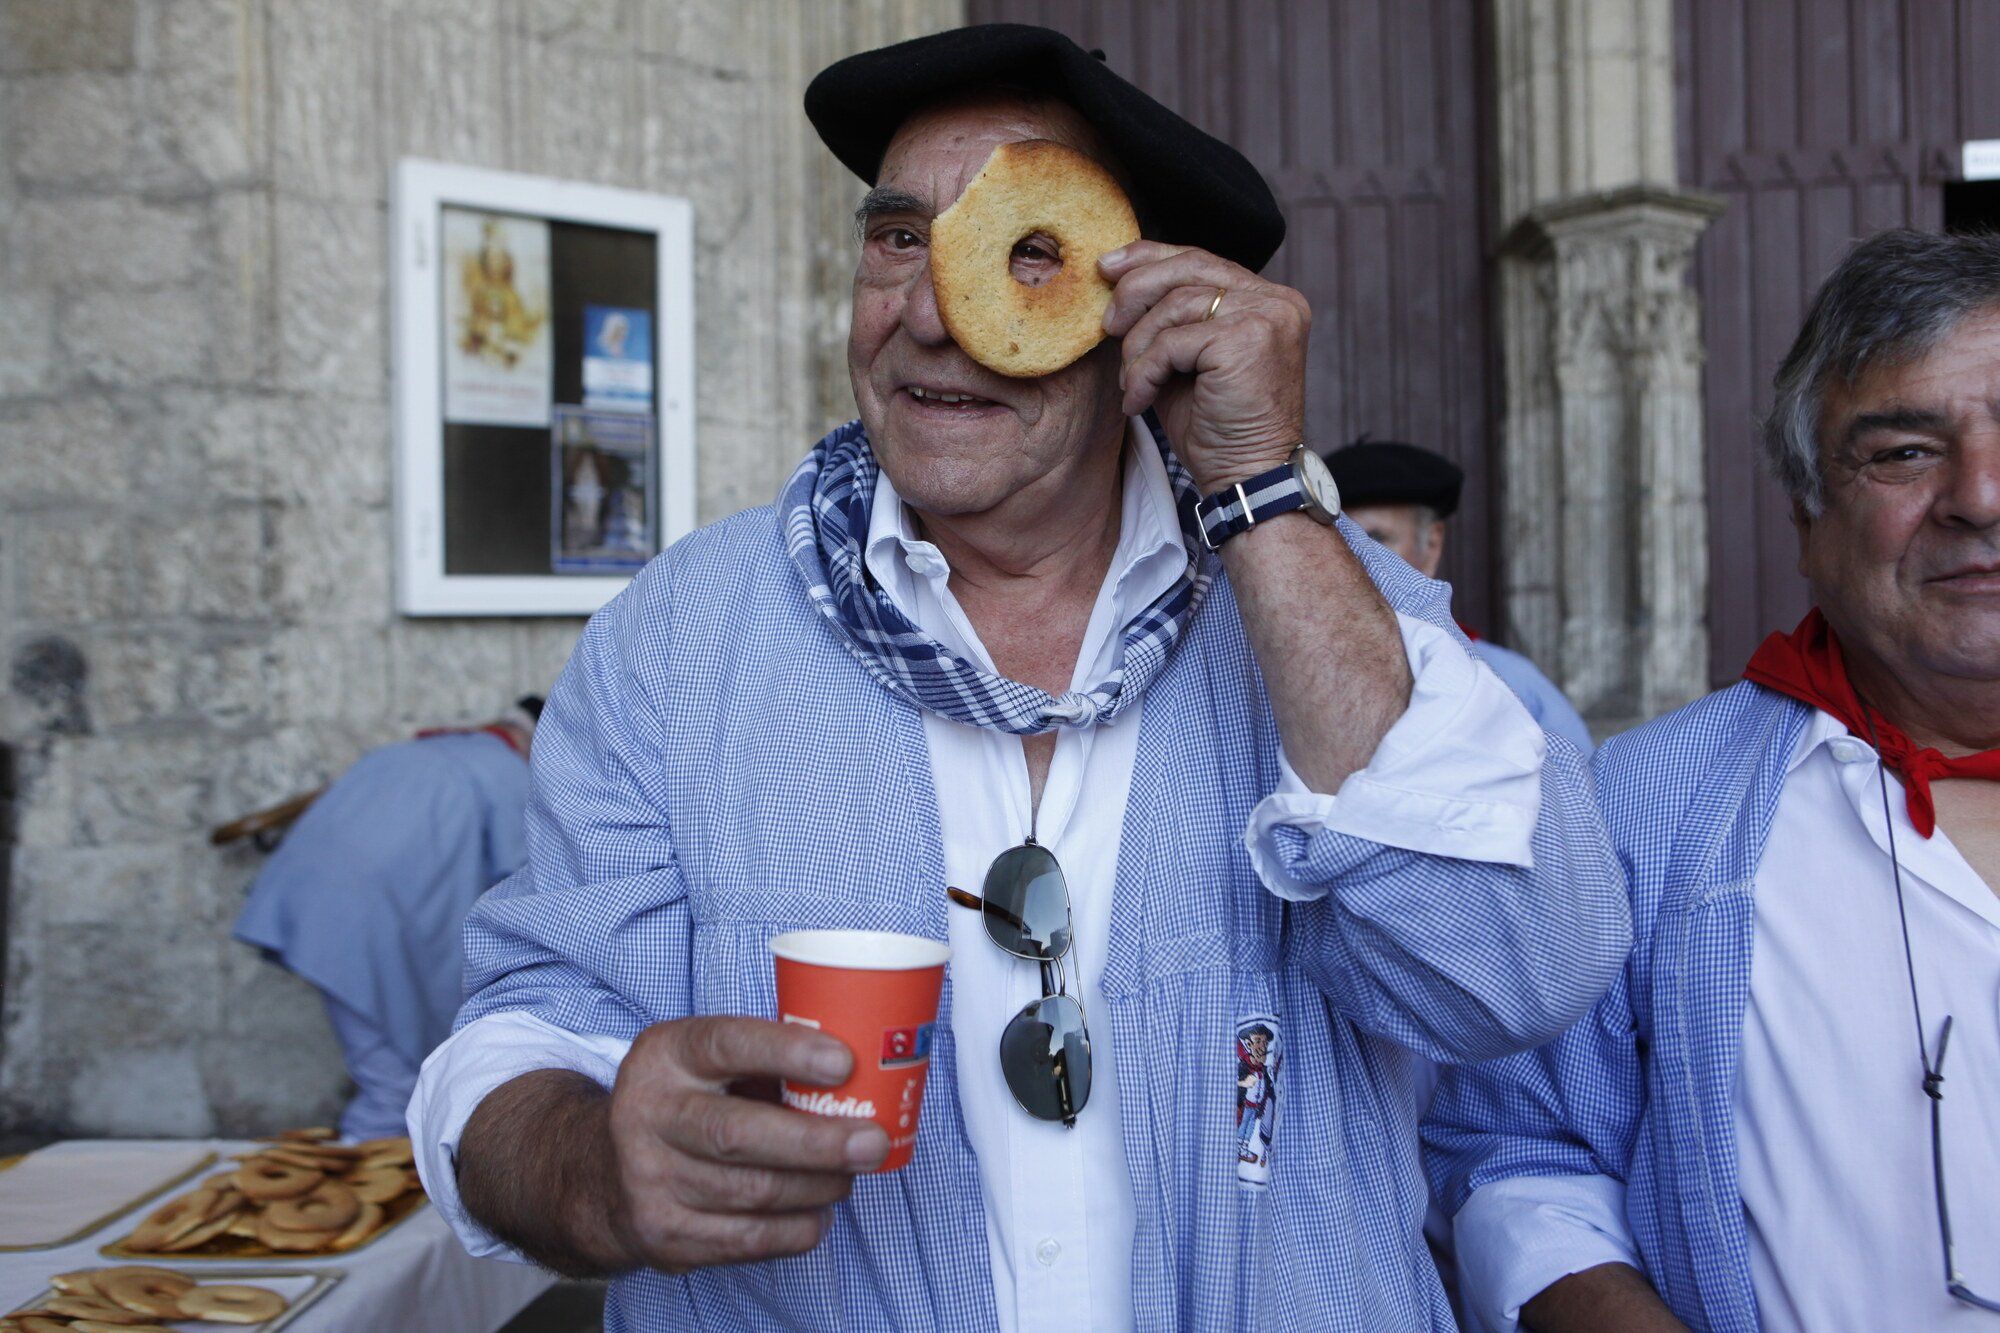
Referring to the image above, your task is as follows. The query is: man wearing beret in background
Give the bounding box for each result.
[408,24,1628,1331]
[1330,440,1594,754]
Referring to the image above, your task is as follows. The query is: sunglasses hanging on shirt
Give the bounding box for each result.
[947,838,1093,1127]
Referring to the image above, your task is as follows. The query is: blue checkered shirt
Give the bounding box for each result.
[455,478,1630,1331]
[1425,683,1813,1332]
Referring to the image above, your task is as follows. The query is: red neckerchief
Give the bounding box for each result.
[414,723,528,758]
[1455,619,1482,642]
[1743,608,2000,838]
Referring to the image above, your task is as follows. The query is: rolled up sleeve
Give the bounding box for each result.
[1452,1174,1644,1333]
[1246,613,1544,900]
[407,1012,631,1262]
[1248,616,1630,1063]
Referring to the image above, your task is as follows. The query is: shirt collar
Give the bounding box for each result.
[1786,706,1887,777]
[863,417,1188,628]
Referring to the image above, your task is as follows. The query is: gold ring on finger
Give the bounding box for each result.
[1203,287,1226,322]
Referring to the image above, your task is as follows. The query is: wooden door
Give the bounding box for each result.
[1677,0,2000,684]
[964,1,1499,630]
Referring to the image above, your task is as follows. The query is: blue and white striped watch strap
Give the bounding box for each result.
[1195,462,1308,551]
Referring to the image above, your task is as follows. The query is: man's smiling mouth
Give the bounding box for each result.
[903,385,1000,411]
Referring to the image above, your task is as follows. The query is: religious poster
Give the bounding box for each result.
[582,304,654,413]
[551,406,657,574]
[442,207,553,427]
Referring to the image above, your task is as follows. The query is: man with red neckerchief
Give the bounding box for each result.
[1427,226,2000,1333]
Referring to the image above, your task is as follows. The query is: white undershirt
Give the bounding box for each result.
[408,421,1549,1331]
[1736,710,2000,1331]
[863,427,1183,1333]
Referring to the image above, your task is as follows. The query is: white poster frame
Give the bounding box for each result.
[392,157,695,616]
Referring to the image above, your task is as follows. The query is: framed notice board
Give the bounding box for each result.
[392,158,695,615]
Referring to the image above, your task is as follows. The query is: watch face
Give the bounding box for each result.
[1292,448,1342,520]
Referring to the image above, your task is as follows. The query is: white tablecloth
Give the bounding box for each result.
[0,1140,554,1332]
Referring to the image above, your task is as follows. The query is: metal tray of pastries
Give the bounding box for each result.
[100,1134,426,1262]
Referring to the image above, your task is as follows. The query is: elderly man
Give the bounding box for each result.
[408,24,1627,1331]
[1329,439,1594,753]
[1427,226,2000,1333]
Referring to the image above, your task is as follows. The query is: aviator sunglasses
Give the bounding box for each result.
[947,839,1093,1127]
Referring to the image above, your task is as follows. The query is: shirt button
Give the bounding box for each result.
[1829,737,1873,764]
[1035,1238,1061,1267]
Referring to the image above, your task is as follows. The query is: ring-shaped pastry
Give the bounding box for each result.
[233,1158,321,1202]
[930,139,1140,378]
[265,1180,360,1233]
[123,1192,213,1251]
[329,1200,386,1252]
[96,1268,194,1318]
[174,1284,288,1325]
[346,1166,411,1204]
[157,1210,239,1253]
[37,1294,150,1324]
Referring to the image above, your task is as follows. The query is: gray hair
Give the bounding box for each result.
[1763,227,2000,515]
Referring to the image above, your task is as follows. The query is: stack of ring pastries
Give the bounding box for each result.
[110,1132,421,1259]
[4,1267,287,1329]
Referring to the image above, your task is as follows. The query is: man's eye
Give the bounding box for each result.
[878,227,922,251]
[1011,240,1056,263]
[1870,444,1931,464]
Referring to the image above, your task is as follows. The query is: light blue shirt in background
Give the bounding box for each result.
[1471,641,1594,755]
[233,732,528,1138]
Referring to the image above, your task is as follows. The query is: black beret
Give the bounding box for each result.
[804,23,1286,273]
[1323,441,1464,518]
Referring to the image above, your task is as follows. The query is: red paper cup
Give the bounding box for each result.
[770,929,950,1173]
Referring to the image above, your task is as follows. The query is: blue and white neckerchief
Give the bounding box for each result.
[781,415,1212,735]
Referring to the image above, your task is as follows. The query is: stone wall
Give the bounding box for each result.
[0,0,959,1138]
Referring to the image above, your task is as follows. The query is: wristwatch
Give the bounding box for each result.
[1194,445,1342,551]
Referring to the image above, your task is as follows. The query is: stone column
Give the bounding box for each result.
[1489,0,1722,733]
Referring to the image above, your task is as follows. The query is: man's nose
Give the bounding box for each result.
[1938,425,2000,529]
[899,259,953,348]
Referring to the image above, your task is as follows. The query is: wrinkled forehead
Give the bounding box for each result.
[876,89,1119,213]
[1820,305,2000,443]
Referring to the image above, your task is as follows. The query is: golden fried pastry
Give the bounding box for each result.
[38,1294,151,1323]
[329,1200,385,1252]
[253,1210,336,1252]
[266,1179,359,1233]
[20,1316,78,1333]
[346,1165,410,1204]
[354,1137,414,1168]
[123,1191,214,1252]
[930,139,1141,378]
[233,1158,321,1202]
[47,1268,108,1297]
[174,1283,288,1324]
[95,1267,194,1318]
[157,1209,238,1252]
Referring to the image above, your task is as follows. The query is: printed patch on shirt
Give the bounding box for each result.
[879,1020,935,1069]
[1235,1013,1281,1189]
